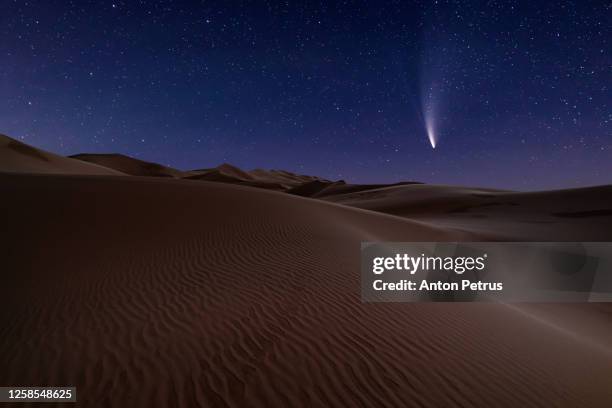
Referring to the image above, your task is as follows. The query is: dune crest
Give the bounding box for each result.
[70,153,184,178]
[0,134,124,175]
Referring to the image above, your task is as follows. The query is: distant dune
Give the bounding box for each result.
[323,183,612,241]
[70,153,184,178]
[1,134,612,407]
[0,134,124,175]
[185,164,329,191]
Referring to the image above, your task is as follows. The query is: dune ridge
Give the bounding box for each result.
[69,153,184,178]
[0,134,124,175]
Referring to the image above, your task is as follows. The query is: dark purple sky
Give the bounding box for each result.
[1,0,610,190]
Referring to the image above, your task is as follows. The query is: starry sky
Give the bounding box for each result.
[1,0,610,190]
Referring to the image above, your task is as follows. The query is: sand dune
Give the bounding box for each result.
[247,168,326,188]
[0,134,124,175]
[324,183,612,241]
[185,164,330,191]
[1,173,611,407]
[287,180,423,198]
[184,163,254,181]
[70,153,184,178]
[58,147,611,241]
[184,163,285,190]
[1,136,612,407]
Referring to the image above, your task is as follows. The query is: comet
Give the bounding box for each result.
[426,120,437,149]
[423,102,437,149]
[421,86,438,149]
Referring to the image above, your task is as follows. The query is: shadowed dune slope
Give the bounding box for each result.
[0,134,124,175]
[1,173,611,407]
[70,153,184,178]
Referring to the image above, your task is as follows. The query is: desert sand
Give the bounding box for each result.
[70,153,184,178]
[183,164,329,192]
[0,134,124,176]
[1,135,611,407]
[323,183,612,241]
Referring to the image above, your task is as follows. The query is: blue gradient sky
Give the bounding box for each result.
[1,1,610,190]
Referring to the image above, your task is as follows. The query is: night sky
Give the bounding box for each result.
[1,1,610,190]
